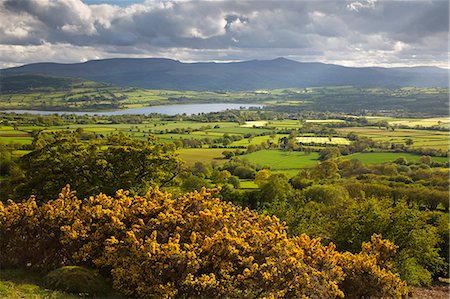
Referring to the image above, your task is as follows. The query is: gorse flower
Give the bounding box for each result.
[0,185,409,298]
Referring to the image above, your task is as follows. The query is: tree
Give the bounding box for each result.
[13,133,183,200]
[338,159,365,177]
[254,169,271,187]
[211,169,231,185]
[258,173,294,206]
[233,166,256,179]
[181,174,209,192]
[313,160,341,180]
[318,147,340,161]
[227,175,240,189]
[303,184,348,204]
[222,150,235,159]
[419,155,432,165]
[332,198,446,286]
[286,139,298,153]
[394,157,407,165]
[192,161,212,178]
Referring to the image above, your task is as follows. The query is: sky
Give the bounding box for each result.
[0,0,448,69]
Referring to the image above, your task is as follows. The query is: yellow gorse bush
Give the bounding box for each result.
[0,186,409,298]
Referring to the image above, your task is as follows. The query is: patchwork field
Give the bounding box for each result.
[242,150,320,170]
[241,121,268,127]
[388,117,450,129]
[336,127,449,151]
[230,134,288,146]
[341,152,449,164]
[296,137,350,145]
[177,148,227,166]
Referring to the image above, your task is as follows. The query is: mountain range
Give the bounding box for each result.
[1,58,448,90]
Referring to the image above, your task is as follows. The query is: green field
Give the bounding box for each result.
[178,148,228,166]
[296,137,350,145]
[336,127,449,151]
[241,121,268,127]
[242,150,320,170]
[239,180,259,189]
[208,126,272,135]
[342,152,449,164]
[0,79,277,111]
[364,116,450,129]
[230,134,288,146]
[388,117,450,129]
[265,120,303,129]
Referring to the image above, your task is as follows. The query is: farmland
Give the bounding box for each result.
[178,148,227,166]
[296,137,350,145]
[335,127,450,151]
[341,152,449,164]
[1,98,449,297]
[1,75,449,116]
[241,150,320,172]
[0,110,448,190]
[1,112,449,170]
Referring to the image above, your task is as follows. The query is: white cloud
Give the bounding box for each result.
[347,0,377,12]
[0,0,447,68]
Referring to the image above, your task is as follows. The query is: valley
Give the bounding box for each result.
[1,61,449,299]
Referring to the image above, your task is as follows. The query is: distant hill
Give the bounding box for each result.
[0,74,105,93]
[1,58,448,90]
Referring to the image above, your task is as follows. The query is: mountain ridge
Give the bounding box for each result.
[1,58,448,90]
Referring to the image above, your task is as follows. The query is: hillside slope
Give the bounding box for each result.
[2,58,447,90]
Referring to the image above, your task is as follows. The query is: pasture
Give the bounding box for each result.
[336,127,449,151]
[177,148,227,166]
[341,152,449,164]
[296,137,350,145]
[388,117,450,129]
[242,150,320,170]
[239,180,259,189]
[241,121,268,127]
[230,134,288,146]
[0,126,33,145]
[365,117,450,129]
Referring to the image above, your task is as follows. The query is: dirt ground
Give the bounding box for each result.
[410,283,449,299]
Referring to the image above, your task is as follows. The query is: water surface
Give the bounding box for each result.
[1,103,264,116]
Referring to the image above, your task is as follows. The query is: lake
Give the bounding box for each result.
[0,103,264,116]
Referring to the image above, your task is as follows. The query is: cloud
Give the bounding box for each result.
[0,0,448,68]
[347,0,377,12]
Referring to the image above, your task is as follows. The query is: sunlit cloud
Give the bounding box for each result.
[0,0,448,68]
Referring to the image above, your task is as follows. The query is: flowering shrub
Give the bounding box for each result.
[0,186,409,298]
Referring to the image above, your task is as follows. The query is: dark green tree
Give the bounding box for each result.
[13,133,183,200]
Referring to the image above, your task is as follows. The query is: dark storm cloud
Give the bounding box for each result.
[0,0,448,68]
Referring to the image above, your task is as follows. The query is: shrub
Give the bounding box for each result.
[43,266,110,297]
[338,235,409,299]
[0,186,410,298]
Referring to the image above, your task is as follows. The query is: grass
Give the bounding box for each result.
[342,152,449,164]
[0,269,80,299]
[0,84,277,111]
[305,119,345,123]
[336,127,450,151]
[208,126,272,135]
[242,150,320,170]
[0,137,33,145]
[178,148,228,166]
[266,120,303,129]
[241,121,268,127]
[239,180,259,189]
[296,137,350,145]
[230,134,288,146]
[386,117,450,129]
